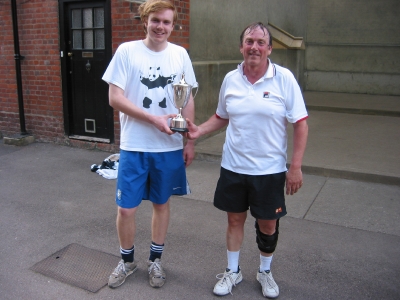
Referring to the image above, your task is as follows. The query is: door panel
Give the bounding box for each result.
[60,0,113,142]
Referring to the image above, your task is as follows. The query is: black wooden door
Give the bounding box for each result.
[60,0,113,143]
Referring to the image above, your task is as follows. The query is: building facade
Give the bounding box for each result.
[2,0,399,150]
[0,0,190,151]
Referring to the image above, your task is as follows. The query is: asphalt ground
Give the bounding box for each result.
[1,92,400,299]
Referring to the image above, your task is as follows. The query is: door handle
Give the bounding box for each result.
[68,52,73,57]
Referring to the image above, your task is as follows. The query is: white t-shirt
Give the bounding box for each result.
[217,60,308,175]
[102,41,197,152]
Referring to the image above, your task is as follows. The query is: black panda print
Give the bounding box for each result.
[140,67,176,109]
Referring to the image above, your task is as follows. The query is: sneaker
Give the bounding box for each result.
[108,259,137,288]
[148,258,166,288]
[257,270,279,298]
[213,267,243,296]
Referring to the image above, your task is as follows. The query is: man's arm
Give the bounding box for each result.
[181,94,195,166]
[108,83,175,135]
[286,119,308,195]
[186,114,229,140]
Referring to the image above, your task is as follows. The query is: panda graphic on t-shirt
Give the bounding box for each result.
[140,66,176,109]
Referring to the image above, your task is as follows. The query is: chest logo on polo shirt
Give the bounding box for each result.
[263,91,270,98]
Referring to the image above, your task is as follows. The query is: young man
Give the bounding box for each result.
[185,22,308,298]
[102,0,197,289]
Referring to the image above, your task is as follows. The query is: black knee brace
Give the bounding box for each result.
[255,219,280,254]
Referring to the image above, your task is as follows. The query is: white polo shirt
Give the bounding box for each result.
[216,60,308,175]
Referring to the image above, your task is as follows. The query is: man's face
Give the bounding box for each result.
[240,27,272,68]
[144,9,174,45]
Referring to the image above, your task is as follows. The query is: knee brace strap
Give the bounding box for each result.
[255,219,280,254]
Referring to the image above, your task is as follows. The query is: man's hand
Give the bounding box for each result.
[185,118,202,140]
[285,167,303,195]
[149,114,177,135]
[183,140,195,167]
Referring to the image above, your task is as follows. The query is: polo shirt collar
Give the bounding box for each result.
[238,59,275,80]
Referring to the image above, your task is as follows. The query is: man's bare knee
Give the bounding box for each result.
[227,212,247,227]
[153,201,170,213]
[118,207,137,218]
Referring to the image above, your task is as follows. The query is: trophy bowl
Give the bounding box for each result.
[168,73,198,132]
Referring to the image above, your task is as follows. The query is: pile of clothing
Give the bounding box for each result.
[91,153,120,179]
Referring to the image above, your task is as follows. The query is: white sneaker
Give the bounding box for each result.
[108,259,137,288]
[257,270,279,298]
[148,258,166,288]
[213,268,243,296]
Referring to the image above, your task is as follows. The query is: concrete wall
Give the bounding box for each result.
[190,0,307,61]
[190,0,400,122]
[305,0,400,95]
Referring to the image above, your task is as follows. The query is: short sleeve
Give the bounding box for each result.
[284,71,308,123]
[102,44,128,90]
[216,76,229,119]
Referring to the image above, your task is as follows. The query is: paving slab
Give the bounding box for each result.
[288,111,400,184]
[304,178,400,236]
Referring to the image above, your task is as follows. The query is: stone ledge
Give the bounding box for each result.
[3,134,35,146]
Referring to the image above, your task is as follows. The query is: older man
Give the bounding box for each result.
[185,22,308,298]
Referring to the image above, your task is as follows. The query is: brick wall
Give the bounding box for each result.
[0,0,64,143]
[0,0,191,152]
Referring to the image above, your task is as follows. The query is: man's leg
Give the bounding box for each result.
[257,218,277,258]
[147,199,170,288]
[151,199,170,245]
[226,211,247,251]
[108,206,139,289]
[117,206,138,250]
[213,212,247,296]
[256,219,280,298]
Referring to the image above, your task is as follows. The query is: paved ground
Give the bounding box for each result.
[0,92,399,299]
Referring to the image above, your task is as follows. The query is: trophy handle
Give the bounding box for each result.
[192,83,199,99]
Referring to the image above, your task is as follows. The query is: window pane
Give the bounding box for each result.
[72,9,82,28]
[73,30,82,49]
[95,30,105,49]
[84,30,93,49]
[94,8,104,28]
[83,8,93,28]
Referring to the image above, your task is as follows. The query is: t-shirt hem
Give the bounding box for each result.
[120,146,183,152]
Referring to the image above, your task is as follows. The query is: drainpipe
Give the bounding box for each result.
[11,0,28,135]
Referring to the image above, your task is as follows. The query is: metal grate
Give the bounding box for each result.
[30,243,120,293]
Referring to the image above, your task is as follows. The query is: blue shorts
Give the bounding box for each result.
[116,150,189,208]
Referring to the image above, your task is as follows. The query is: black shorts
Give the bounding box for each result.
[213,167,287,220]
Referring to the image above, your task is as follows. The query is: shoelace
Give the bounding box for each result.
[259,272,276,289]
[149,261,163,277]
[112,260,126,276]
[215,272,237,295]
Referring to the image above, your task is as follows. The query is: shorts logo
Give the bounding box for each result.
[263,91,270,98]
[117,189,122,200]
[275,207,282,214]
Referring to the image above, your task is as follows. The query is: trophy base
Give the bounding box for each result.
[170,127,188,133]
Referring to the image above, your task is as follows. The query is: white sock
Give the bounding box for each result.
[260,254,273,272]
[227,250,240,272]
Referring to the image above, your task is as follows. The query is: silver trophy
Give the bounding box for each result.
[168,73,198,132]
